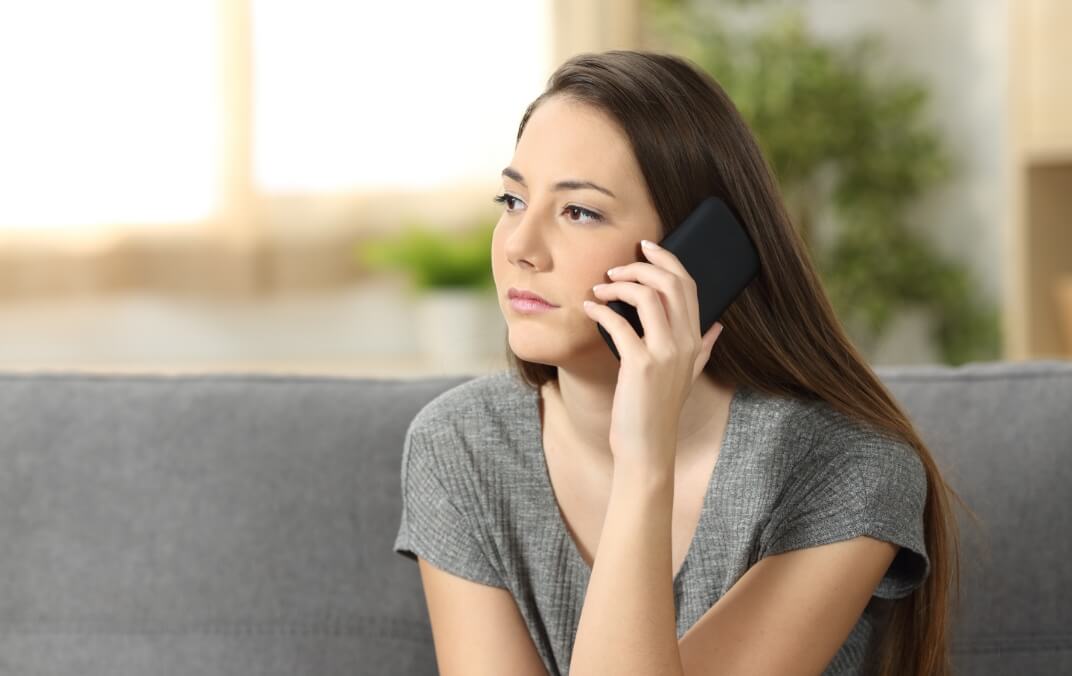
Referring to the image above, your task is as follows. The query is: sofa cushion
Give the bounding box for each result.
[0,360,1068,675]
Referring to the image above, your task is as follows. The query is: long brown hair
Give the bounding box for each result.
[504,49,973,675]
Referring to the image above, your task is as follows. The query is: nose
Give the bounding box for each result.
[502,211,550,269]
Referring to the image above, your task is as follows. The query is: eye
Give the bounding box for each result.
[563,204,603,224]
[492,193,522,212]
[492,193,605,225]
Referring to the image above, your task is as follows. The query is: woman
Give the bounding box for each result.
[394,50,965,676]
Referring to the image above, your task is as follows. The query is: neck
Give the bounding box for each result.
[541,369,735,472]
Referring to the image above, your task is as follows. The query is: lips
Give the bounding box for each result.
[508,287,557,307]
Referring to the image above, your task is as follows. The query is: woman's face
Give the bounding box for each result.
[491,95,662,368]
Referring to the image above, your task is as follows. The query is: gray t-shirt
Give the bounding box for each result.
[393,370,929,675]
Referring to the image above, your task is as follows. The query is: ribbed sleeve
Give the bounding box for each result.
[756,437,931,600]
[393,419,506,589]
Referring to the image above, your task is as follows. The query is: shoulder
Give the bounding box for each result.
[741,386,925,496]
[797,395,921,464]
[407,370,526,438]
[776,393,927,503]
[403,370,531,475]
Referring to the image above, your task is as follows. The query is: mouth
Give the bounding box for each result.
[508,287,558,307]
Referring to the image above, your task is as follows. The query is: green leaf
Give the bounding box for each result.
[644,0,999,363]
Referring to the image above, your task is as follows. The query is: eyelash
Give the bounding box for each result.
[492,193,605,224]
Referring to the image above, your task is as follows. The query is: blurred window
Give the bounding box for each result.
[252,0,552,192]
[0,0,221,230]
[0,0,553,231]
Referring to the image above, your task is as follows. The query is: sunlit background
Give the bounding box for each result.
[0,0,1069,377]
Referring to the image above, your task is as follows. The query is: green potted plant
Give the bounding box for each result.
[355,217,500,366]
[643,0,1001,364]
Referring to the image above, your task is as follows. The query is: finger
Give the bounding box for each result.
[591,281,673,351]
[612,241,701,338]
[702,321,724,355]
[639,239,690,280]
[583,299,644,360]
[608,254,698,338]
[693,321,724,380]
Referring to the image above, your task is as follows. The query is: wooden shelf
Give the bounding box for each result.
[1008,0,1072,359]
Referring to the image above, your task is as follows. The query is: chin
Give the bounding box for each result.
[508,325,608,365]
[506,329,567,363]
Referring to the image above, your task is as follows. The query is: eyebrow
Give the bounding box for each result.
[501,166,617,199]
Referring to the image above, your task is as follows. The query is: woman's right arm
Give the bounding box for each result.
[418,557,550,676]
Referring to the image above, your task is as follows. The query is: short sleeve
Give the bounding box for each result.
[757,438,930,599]
[392,418,506,588]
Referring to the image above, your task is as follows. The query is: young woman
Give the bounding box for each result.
[394,50,965,676]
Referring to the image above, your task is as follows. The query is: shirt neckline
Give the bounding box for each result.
[517,375,749,592]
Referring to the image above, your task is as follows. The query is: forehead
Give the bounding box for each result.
[512,97,643,195]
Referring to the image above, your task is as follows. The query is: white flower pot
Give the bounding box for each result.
[415,288,501,367]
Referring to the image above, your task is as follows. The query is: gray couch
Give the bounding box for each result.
[0,359,1069,675]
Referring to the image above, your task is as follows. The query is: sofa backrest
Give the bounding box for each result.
[0,360,1068,675]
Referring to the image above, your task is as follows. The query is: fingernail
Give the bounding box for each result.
[641,239,658,249]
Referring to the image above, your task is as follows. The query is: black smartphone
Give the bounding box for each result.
[597,196,760,361]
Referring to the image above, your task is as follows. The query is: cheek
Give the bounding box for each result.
[585,249,634,280]
[490,234,505,276]
[560,244,630,283]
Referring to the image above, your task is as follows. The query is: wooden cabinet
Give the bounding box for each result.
[1009,0,1072,358]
